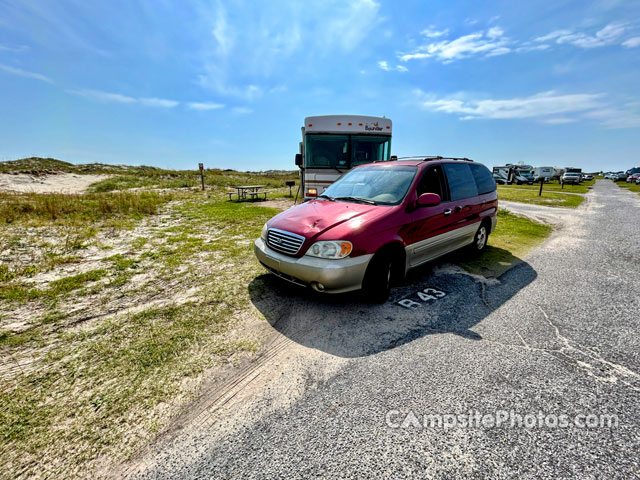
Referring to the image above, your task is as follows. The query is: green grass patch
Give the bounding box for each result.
[47,269,107,298]
[497,186,584,208]
[0,191,173,225]
[0,283,42,302]
[616,181,640,195]
[460,209,553,277]
[88,169,298,192]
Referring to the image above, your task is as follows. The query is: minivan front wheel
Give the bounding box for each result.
[362,254,392,303]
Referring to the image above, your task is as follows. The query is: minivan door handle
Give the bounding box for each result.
[454,205,463,213]
[443,208,452,216]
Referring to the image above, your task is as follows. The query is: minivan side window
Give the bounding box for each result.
[442,163,478,201]
[416,165,447,200]
[469,163,497,195]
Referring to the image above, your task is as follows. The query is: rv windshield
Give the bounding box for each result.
[305,134,391,169]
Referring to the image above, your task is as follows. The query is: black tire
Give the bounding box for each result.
[362,253,392,303]
[469,222,490,254]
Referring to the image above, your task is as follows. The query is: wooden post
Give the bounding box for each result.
[538,178,544,196]
[199,163,205,191]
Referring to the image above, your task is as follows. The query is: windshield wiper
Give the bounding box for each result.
[333,196,377,205]
[318,194,335,201]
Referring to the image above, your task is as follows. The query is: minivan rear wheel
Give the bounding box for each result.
[470,223,489,254]
[362,254,392,303]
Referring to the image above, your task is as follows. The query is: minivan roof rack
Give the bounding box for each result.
[397,156,473,162]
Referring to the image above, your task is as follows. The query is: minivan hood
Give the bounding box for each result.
[268,199,380,239]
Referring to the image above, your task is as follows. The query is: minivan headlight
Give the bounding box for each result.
[261,223,268,240]
[306,240,352,259]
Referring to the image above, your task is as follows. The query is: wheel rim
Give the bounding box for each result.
[476,226,487,250]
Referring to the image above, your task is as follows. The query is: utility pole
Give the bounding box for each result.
[199,163,205,191]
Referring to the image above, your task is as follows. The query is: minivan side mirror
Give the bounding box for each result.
[295,153,303,166]
[417,192,441,207]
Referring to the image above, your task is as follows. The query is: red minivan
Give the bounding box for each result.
[254,157,498,302]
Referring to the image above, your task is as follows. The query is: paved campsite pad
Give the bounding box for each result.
[127,181,640,479]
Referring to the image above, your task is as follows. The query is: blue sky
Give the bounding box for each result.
[0,0,639,172]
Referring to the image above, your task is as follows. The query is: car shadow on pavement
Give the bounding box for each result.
[248,255,537,358]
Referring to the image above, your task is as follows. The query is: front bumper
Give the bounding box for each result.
[254,237,372,294]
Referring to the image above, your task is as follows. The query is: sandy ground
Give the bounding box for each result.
[0,173,108,194]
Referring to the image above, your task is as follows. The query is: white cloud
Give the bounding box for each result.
[421,26,449,38]
[68,89,136,103]
[139,97,179,108]
[582,107,640,128]
[0,63,52,83]
[211,1,233,56]
[543,117,576,124]
[622,37,640,48]
[534,30,573,42]
[414,90,604,120]
[486,47,511,57]
[414,89,640,128]
[400,27,510,62]
[535,23,627,48]
[516,44,551,53]
[187,102,225,111]
[487,27,504,39]
[0,44,29,53]
[69,89,180,108]
[378,60,408,72]
[197,0,381,100]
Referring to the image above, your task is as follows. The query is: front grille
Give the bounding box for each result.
[266,228,305,255]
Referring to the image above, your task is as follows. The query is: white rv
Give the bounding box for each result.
[533,166,555,182]
[295,115,392,199]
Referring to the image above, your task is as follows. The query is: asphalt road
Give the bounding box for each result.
[130,180,640,479]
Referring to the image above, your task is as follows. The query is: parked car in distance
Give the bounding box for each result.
[255,158,498,302]
[626,172,640,183]
[614,172,628,182]
[516,170,535,184]
[582,174,594,181]
[561,172,582,184]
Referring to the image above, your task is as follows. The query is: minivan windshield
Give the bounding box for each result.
[321,165,417,206]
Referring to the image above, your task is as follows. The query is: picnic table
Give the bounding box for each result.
[228,185,269,201]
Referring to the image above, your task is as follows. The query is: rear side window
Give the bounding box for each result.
[469,163,497,195]
[443,163,478,201]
